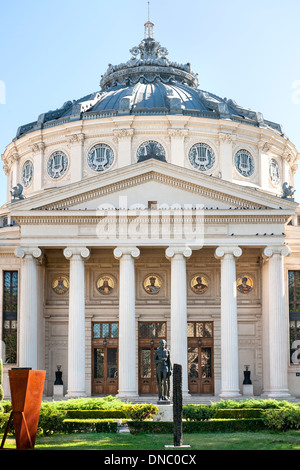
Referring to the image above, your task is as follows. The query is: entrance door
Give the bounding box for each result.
[138,322,167,395]
[92,322,118,395]
[187,322,214,394]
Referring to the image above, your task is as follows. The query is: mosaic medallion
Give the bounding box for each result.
[190,275,209,294]
[96,275,115,295]
[143,274,162,294]
[52,275,69,295]
[237,275,253,294]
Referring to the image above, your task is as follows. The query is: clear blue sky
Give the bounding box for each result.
[0,0,299,206]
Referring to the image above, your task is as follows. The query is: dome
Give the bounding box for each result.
[15,21,285,140]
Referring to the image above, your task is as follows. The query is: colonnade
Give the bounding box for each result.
[15,244,291,398]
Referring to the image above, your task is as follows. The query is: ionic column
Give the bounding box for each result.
[215,246,242,397]
[64,247,90,397]
[165,246,192,396]
[114,246,140,397]
[15,247,42,369]
[263,245,291,397]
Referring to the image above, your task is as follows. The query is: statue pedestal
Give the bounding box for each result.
[157,399,171,405]
[243,384,254,396]
[153,404,173,422]
[53,384,64,397]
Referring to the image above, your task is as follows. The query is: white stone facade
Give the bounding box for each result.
[1,23,300,400]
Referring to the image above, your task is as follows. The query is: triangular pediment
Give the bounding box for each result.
[9,159,297,214]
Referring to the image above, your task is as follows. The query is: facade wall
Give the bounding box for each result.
[3,247,262,397]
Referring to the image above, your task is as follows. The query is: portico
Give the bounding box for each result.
[12,236,292,400]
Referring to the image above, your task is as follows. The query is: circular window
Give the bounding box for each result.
[234,149,254,177]
[47,151,68,179]
[188,143,215,171]
[137,140,166,162]
[87,144,114,172]
[22,160,34,187]
[269,158,280,186]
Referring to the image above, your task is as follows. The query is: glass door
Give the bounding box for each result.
[187,322,214,394]
[92,323,118,395]
[138,322,167,395]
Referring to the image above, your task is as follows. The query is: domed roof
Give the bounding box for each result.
[15,20,285,140]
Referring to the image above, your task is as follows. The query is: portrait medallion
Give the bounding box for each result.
[237,275,253,294]
[143,274,162,294]
[96,275,115,295]
[52,275,69,295]
[190,275,209,294]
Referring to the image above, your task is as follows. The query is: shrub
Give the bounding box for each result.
[183,404,216,421]
[262,407,300,431]
[210,398,296,411]
[47,395,127,411]
[122,404,159,421]
[37,404,66,435]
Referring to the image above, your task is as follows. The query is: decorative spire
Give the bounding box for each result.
[144,1,154,38]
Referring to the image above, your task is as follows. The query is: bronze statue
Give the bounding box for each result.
[154,339,172,401]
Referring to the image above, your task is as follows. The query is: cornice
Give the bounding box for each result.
[11,210,291,225]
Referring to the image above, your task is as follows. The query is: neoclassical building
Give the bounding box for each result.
[1,19,300,400]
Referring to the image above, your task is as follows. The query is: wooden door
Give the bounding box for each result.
[138,322,167,395]
[187,322,214,394]
[92,322,118,395]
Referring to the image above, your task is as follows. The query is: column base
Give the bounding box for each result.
[117,392,139,399]
[263,390,291,398]
[219,391,241,399]
[65,391,87,398]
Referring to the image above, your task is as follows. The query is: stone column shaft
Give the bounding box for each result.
[263,246,291,397]
[215,246,242,397]
[15,247,42,369]
[64,247,90,397]
[166,246,192,396]
[114,247,140,397]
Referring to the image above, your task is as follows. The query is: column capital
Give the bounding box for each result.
[263,245,291,259]
[165,246,192,260]
[113,246,140,259]
[215,246,242,259]
[63,247,90,260]
[15,247,42,259]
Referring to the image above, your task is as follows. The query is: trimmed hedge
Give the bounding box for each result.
[62,419,118,433]
[65,410,127,419]
[128,418,266,434]
[215,408,264,419]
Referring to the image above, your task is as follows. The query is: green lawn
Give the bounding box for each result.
[1,430,300,450]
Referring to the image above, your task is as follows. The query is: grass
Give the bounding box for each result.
[1,430,300,451]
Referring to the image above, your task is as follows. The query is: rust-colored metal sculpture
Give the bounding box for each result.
[1,369,46,450]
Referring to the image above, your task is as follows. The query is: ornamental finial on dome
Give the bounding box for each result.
[144,1,154,38]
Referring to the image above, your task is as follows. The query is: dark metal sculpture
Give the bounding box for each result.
[154,339,172,401]
[54,365,63,385]
[173,363,183,447]
[10,184,24,202]
[282,182,296,200]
